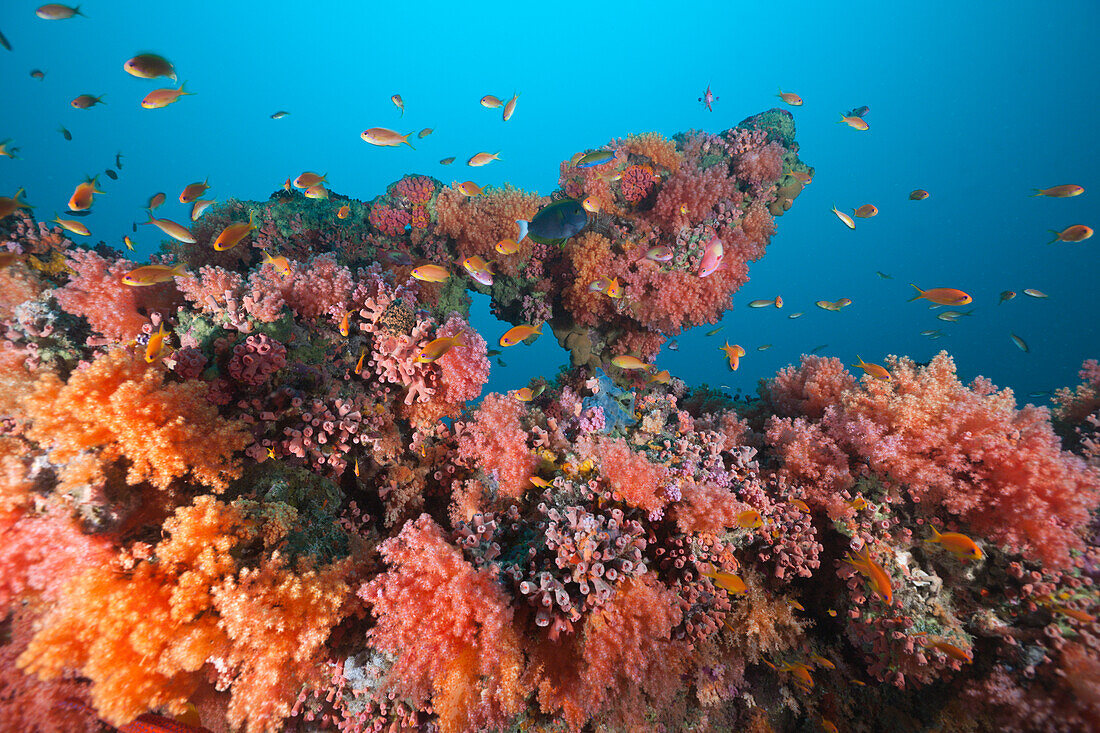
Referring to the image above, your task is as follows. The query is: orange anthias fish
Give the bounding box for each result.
[698,235,724,278]
[582,196,601,214]
[144,213,196,243]
[925,526,983,560]
[304,185,329,199]
[611,355,650,370]
[213,212,256,251]
[776,88,803,106]
[415,333,466,363]
[68,176,104,211]
[411,264,449,282]
[361,128,415,149]
[179,179,209,204]
[648,369,671,384]
[854,203,878,218]
[145,322,171,363]
[788,170,813,184]
[777,661,814,689]
[816,298,852,311]
[605,277,624,299]
[495,238,519,255]
[337,204,350,219]
[789,497,811,513]
[720,342,746,371]
[261,250,291,278]
[191,199,215,221]
[142,82,193,109]
[458,181,485,196]
[121,262,187,286]
[480,94,503,108]
[701,569,747,594]
[36,4,85,19]
[921,637,974,664]
[1048,224,1093,244]
[122,236,135,251]
[529,476,552,489]
[462,255,494,286]
[467,152,501,167]
[500,324,542,347]
[391,93,404,115]
[147,192,166,210]
[53,214,90,236]
[908,283,973,306]
[737,509,764,529]
[1032,184,1084,198]
[909,189,930,200]
[502,93,520,121]
[844,545,893,605]
[839,114,869,131]
[832,205,855,229]
[293,172,326,189]
[354,348,366,375]
[513,385,545,402]
[851,355,890,381]
[123,53,176,81]
[339,310,351,337]
[71,93,105,109]
[0,188,31,220]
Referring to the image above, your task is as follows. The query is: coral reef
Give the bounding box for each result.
[0,110,1097,733]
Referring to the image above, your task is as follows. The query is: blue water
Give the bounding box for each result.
[2,1,1097,401]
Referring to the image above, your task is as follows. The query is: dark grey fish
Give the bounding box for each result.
[115,152,123,170]
[30,69,46,80]
[67,209,93,217]
[104,169,118,180]
[497,358,507,367]
[518,198,587,245]
[0,28,12,52]
[132,221,137,233]
[270,111,290,119]
[58,125,72,141]
[809,344,828,354]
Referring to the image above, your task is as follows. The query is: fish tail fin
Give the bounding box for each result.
[404,134,416,150]
[96,94,105,104]
[1047,230,1061,244]
[74,5,85,16]
[171,262,188,276]
[516,219,529,242]
[180,80,193,95]
[452,331,466,347]
[1031,188,1044,197]
[907,283,924,302]
[926,526,942,543]
[852,355,865,368]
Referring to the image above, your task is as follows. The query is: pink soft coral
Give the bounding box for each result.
[455,394,538,499]
[360,515,525,733]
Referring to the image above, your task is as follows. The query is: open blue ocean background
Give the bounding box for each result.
[2,0,1097,401]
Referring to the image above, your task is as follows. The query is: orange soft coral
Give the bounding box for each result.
[433,184,544,277]
[25,349,251,492]
[360,515,525,733]
[615,132,683,174]
[18,496,353,733]
[214,554,354,733]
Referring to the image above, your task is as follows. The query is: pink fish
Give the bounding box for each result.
[698,84,717,112]
[698,236,723,277]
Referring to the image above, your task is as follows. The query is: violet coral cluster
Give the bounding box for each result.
[0,110,1097,733]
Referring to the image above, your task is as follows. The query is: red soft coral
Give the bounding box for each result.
[455,394,538,499]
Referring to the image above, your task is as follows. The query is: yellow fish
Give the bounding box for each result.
[121,262,187,286]
[611,355,649,370]
[458,181,485,196]
[415,333,466,363]
[502,93,520,121]
[179,179,209,204]
[499,324,541,347]
[293,172,326,188]
[145,322,171,363]
[720,342,745,370]
[832,205,855,229]
[213,211,256,251]
[851,355,890,380]
[53,214,90,236]
[411,264,449,282]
